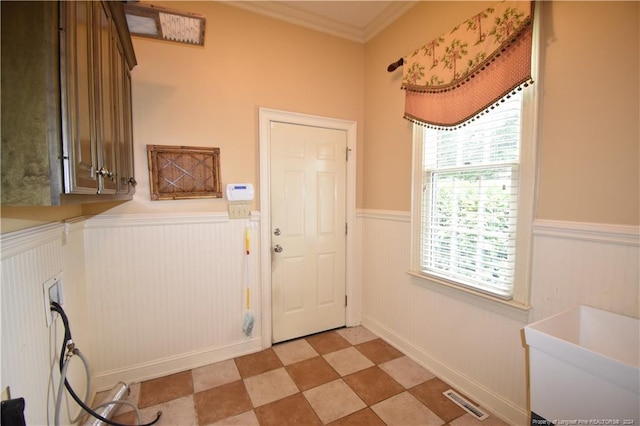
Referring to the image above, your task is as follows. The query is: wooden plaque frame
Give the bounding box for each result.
[147,145,221,200]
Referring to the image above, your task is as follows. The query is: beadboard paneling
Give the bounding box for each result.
[83,213,262,390]
[530,220,639,321]
[359,210,640,425]
[0,222,88,425]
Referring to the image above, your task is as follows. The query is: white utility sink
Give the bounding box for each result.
[524,305,639,424]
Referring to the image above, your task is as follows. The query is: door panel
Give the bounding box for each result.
[271,122,347,343]
[62,1,99,193]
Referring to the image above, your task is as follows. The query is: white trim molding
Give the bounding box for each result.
[84,211,261,228]
[92,337,262,391]
[221,1,416,44]
[0,222,64,260]
[357,209,410,222]
[533,219,640,246]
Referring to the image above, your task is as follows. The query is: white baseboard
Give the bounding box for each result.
[92,337,262,391]
[362,315,529,426]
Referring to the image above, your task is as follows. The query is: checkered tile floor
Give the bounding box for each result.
[96,326,507,425]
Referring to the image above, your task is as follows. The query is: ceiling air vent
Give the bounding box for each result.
[123,2,206,46]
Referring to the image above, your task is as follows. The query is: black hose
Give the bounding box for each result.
[50,302,162,426]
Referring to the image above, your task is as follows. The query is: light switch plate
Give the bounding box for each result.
[228,203,250,219]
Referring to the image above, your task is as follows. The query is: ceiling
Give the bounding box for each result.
[222,1,417,43]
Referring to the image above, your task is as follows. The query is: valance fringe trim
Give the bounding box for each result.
[404,77,534,130]
[400,1,534,128]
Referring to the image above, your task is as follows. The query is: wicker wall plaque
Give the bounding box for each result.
[147,145,221,200]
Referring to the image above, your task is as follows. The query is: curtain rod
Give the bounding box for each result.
[387,58,404,72]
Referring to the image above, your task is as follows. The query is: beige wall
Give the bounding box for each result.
[1,1,365,232]
[536,1,639,225]
[91,1,365,215]
[364,1,640,225]
[363,1,494,212]
[2,1,638,230]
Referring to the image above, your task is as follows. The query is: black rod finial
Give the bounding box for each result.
[387,58,404,72]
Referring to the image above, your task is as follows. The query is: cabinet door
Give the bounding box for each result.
[61,0,99,194]
[95,1,117,193]
[114,29,135,194]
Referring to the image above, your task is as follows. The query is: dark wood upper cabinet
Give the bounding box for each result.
[1,1,137,206]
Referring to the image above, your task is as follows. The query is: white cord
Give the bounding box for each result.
[55,350,90,426]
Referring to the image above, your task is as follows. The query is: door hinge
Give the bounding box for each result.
[346,147,351,161]
[345,222,348,235]
[345,295,348,306]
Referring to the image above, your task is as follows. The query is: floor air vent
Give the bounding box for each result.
[443,389,489,421]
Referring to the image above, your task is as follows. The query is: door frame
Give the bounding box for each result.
[259,108,358,349]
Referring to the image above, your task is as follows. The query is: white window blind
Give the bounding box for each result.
[419,92,523,299]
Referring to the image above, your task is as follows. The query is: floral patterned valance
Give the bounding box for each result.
[402,1,534,128]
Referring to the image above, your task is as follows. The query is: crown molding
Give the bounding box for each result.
[221,1,416,43]
[363,2,416,42]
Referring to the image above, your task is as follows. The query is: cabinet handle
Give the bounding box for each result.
[97,167,114,178]
[126,177,137,187]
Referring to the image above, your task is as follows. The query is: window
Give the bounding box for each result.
[411,88,536,302]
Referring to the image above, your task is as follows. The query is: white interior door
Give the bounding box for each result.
[270,121,347,343]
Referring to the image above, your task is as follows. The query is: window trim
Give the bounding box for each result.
[408,2,541,316]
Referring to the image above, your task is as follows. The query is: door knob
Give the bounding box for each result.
[274,244,283,253]
[273,228,281,236]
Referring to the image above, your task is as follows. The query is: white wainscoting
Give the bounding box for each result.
[358,210,639,426]
[530,219,639,321]
[83,212,262,390]
[1,220,88,425]
[4,210,637,424]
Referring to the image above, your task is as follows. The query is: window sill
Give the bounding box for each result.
[406,270,531,323]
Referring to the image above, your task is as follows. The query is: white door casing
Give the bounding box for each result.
[259,108,357,348]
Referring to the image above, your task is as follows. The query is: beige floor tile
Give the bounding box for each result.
[323,347,374,376]
[371,391,445,425]
[192,359,241,393]
[303,378,366,424]
[243,367,299,407]
[449,412,509,426]
[272,338,319,365]
[209,409,260,425]
[254,393,322,426]
[336,326,378,345]
[137,395,197,426]
[379,355,436,388]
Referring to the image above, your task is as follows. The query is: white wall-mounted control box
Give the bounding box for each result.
[226,183,254,201]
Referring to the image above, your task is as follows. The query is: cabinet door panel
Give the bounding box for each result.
[61,1,99,194]
[115,37,135,194]
[96,1,117,193]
